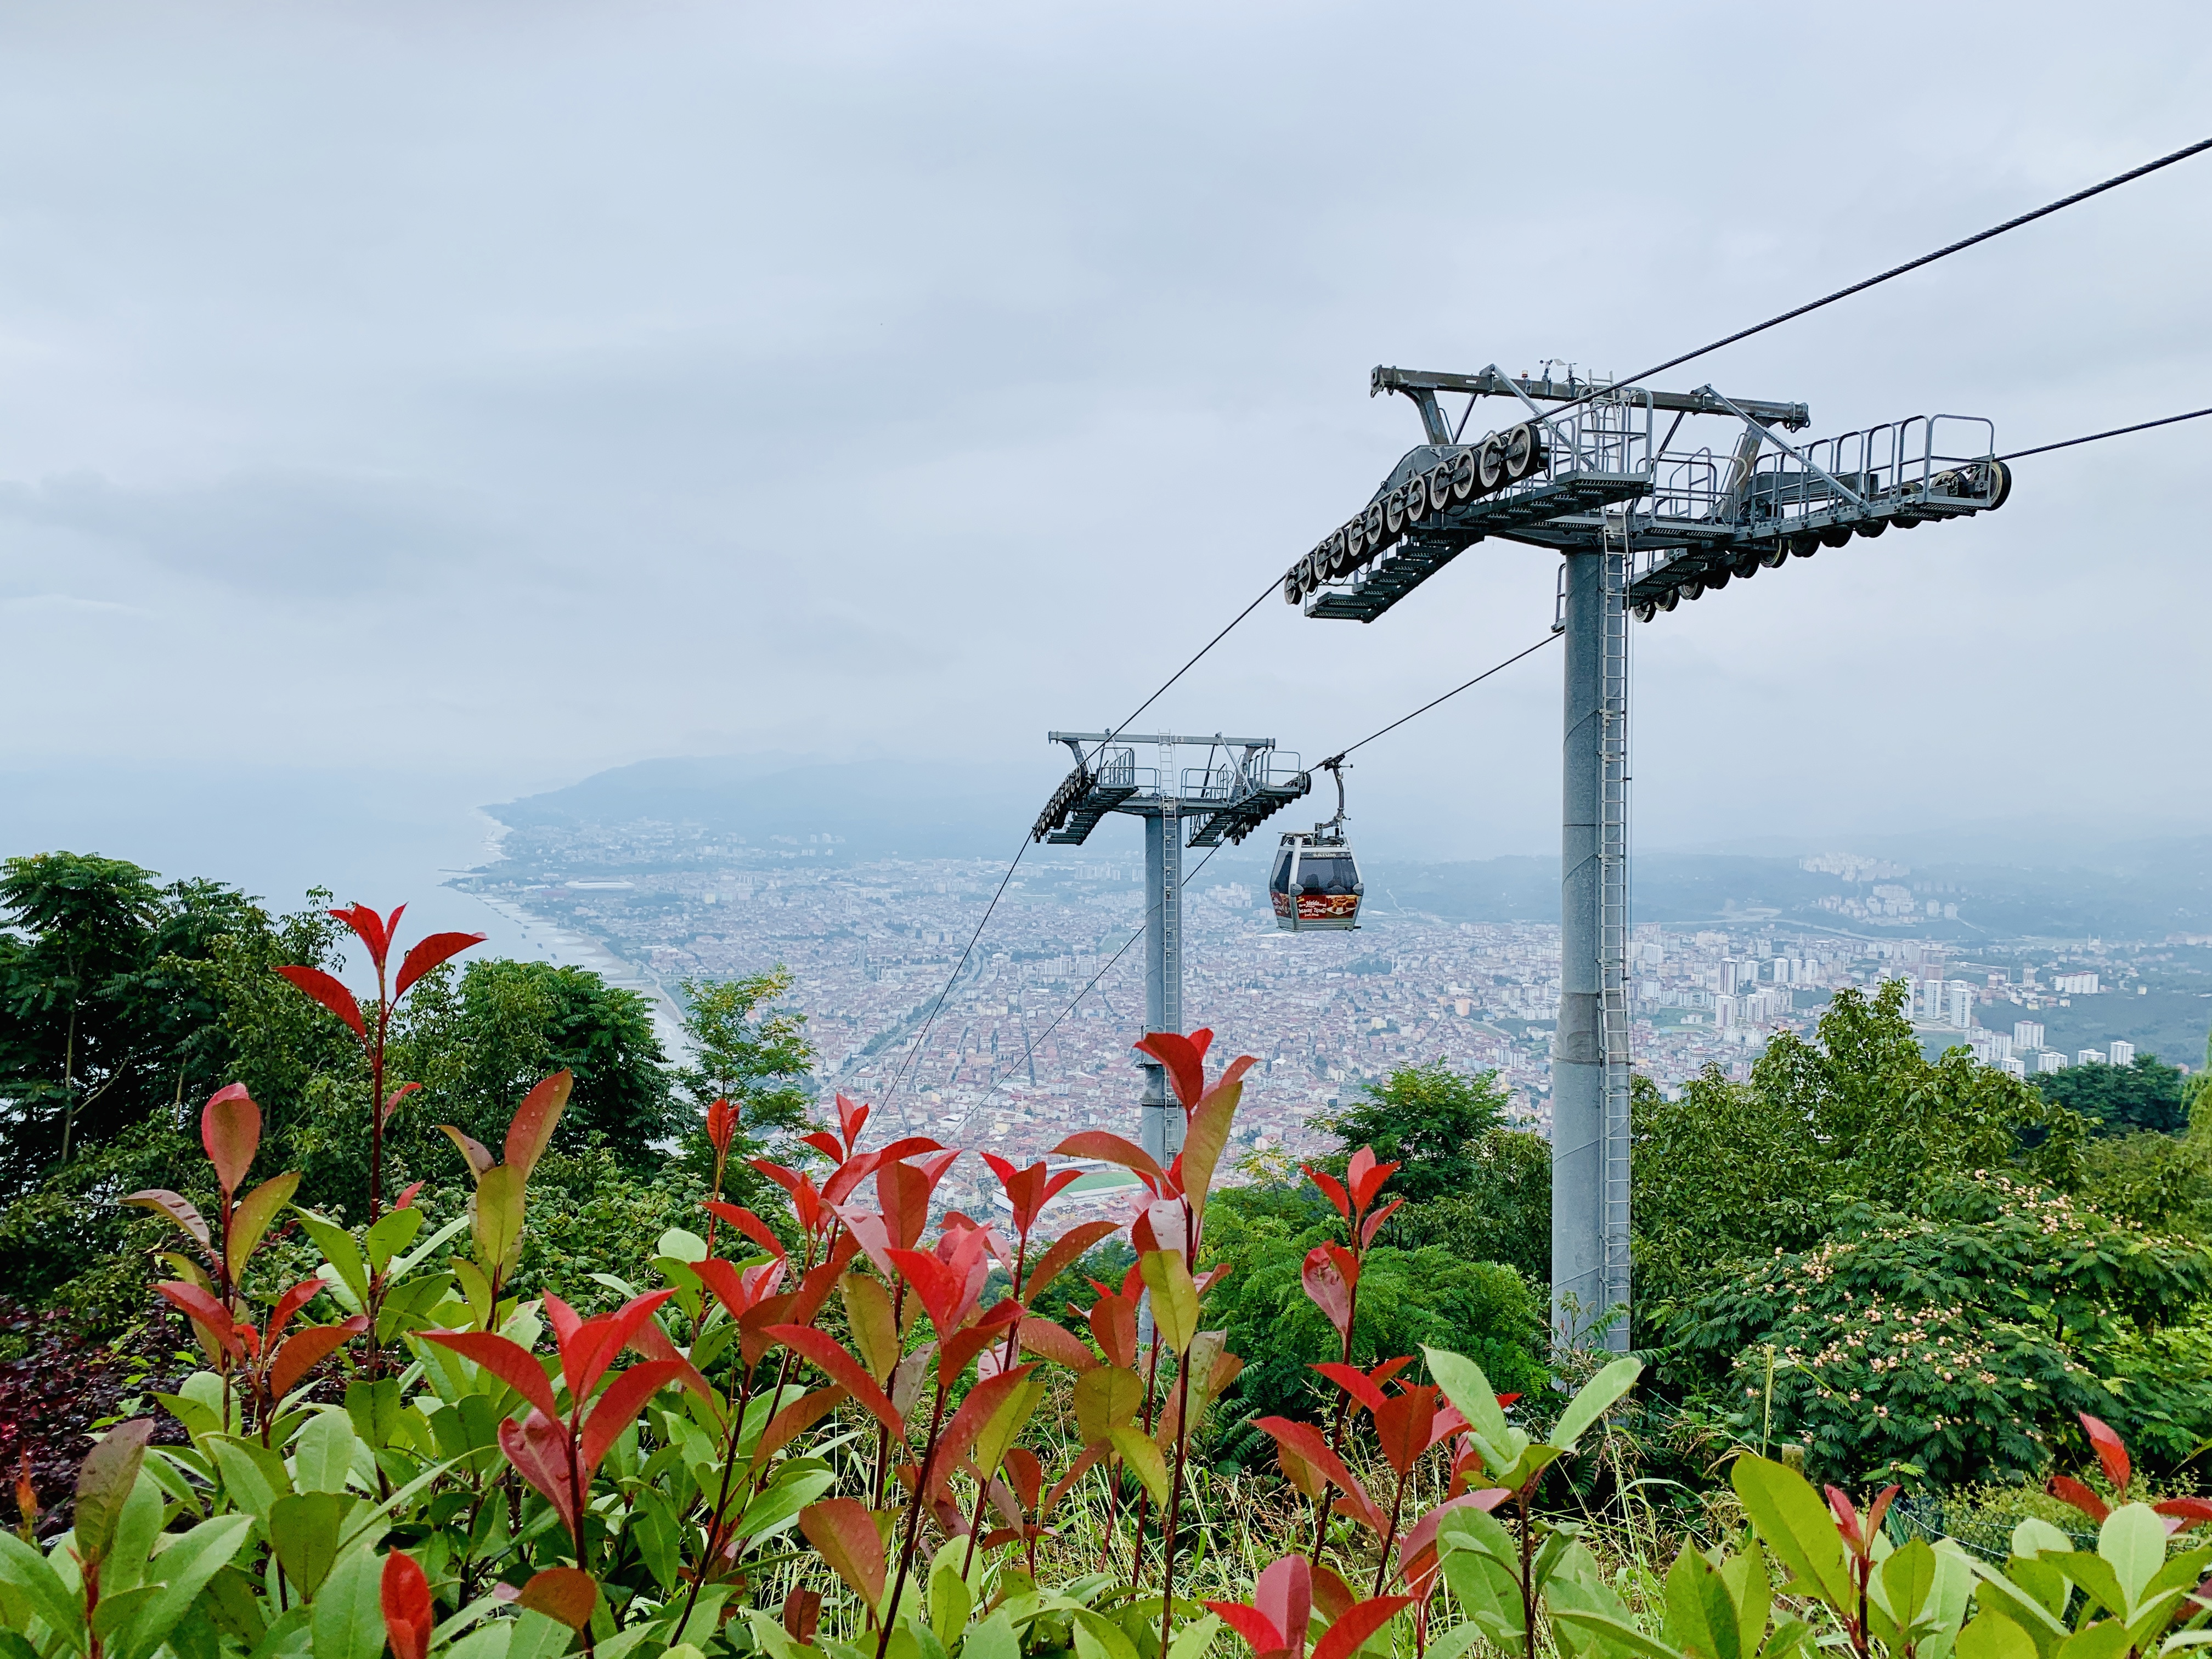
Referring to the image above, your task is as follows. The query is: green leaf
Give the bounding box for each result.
[1550,1357,1642,1452]
[108,1514,252,1659]
[295,1210,368,1304]
[266,1493,345,1600]
[363,1206,425,1275]
[391,1214,470,1280]
[291,1411,358,1496]
[74,1421,155,1567]
[2051,1552,2130,1621]
[966,1610,1021,1659]
[504,1610,577,1659]
[1958,1619,2037,1659]
[1877,1538,1939,1635]
[206,1437,292,1523]
[308,1549,383,1659]
[475,1165,528,1277]
[1424,1627,1486,1659]
[1073,1609,1142,1659]
[1108,1429,1171,1504]
[1422,1346,1509,1448]
[1167,1612,1220,1659]
[1664,1544,1741,1659]
[732,1466,837,1542]
[1719,1538,1772,1659]
[1138,1251,1199,1356]
[2100,1505,2166,1611]
[1551,1609,1689,1659]
[2056,1623,2133,1659]
[0,1531,83,1649]
[227,1175,302,1283]
[1729,1454,1852,1618]
[931,1559,973,1650]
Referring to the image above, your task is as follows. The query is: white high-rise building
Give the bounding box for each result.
[2055,972,2101,995]
[2109,1040,2136,1066]
[2000,1056,2027,1079]
[2014,1020,2045,1051]
[1720,960,1742,996]
[1714,995,1738,1030]
[2039,1050,2068,1073]
[1949,983,1975,1028]
[2078,1048,2107,1067]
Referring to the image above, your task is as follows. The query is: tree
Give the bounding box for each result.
[1387,1125,1551,1284]
[2037,1053,2191,1136]
[1681,1173,2212,1482]
[0,854,267,1196]
[671,970,814,1182]
[1316,1059,1510,1203]
[1633,980,2089,1329]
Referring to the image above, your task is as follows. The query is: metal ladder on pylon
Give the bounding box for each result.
[1596,517,1634,1350]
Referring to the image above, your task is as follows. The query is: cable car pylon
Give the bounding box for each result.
[1032,731,1311,1166]
[1285,363,2012,1353]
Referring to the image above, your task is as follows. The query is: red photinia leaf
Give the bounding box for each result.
[760,1386,849,1464]
[121,1189,211,1250]
[1088,1286,1138,1369]
[274,964,366,1039]
[1361,1197,1405,1249]
[706,1098,739,1158]
[1346,1148,1400,1217]
[1003,1446,1042,1513]
[1182,1054,1259,1205]
[394,930,487,998]
[1311,1564,1358,1628]
[752,1161,827,1233]
[515,1567,598,1630]
[2081,1412,2131,1496]
[380,1082,421,1127]
[1302,1245,1356,1341]
[504,1071,572,1180]
[834,1091,870,1153]
[556,1289,675,1403]
[1019,1219,1120,1308]
[799,1130,845,1163]
[1396,1491,1509,1582]
[267,1279,325,1344]
[1312,1361,1390,1418]
[799,1497,887,1606]
[1256,1552,1313,1659]
[1254,1416,1384,1533]
[878,1161,936,1250]
[766,1324,903,1434]
[580,1359,686,1480]
[1864,1483,1901,1544]
[1042,1442,1104,1517]
[328,902,399,971]
[929,1365,1037,1498]
[2154,1497,2212,1533]
[2049,1475,2110,1523]
[1051,1131,1163,1182]
[420,1330,561,1422]
[1825,1485,1864,1553]
[1311,1597,1413,1659]
[498,1412,577,1536]
[1302,1165,1351,1222]
[270,1318,368,1400]
[1369,1385,1442,1476]
[73,1419,154,1567]
[200,1083,261,1197]
[940,1304,1021,1381]
[394,1179,425,1210]
[1204,1601,1290,1659]
[1019,1317,1098,1373]
[438,1126,496,1178]
[381,1550,433,1659]
[783,1587,822,1647]
[155,1280,241,1355]
[1134,1030,1211,1111]
[888,1245,973,1338]
[694,1255,788,1323]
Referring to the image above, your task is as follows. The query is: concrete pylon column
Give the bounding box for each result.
[1551,551,1605,1348]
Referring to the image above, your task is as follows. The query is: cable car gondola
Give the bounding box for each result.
[1269,760,1363,932]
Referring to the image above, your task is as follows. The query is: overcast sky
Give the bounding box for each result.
[3,1,2209,904]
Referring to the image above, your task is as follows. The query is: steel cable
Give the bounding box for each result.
[1998,405,2212,461]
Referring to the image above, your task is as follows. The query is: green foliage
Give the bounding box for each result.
[1680,1174,2212,1485]
[1634,981,2090,1328]
[1315,1059,1510,1203]
[2038,1056,2192,1138]
[1202,1183,1548,1437]
[0,854,272,1197]
[1388,1126,1553,1285]
[669,970,814,1196]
